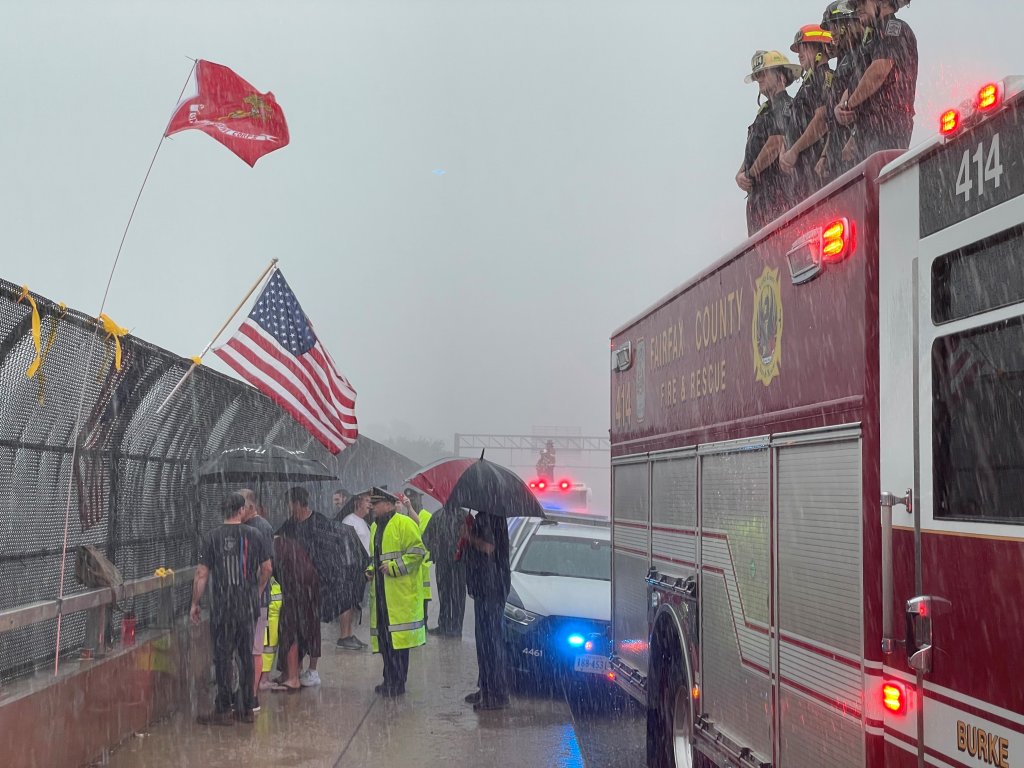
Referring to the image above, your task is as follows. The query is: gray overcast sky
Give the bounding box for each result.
[2,0,1021,450]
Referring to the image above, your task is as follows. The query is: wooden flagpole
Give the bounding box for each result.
[155,257,279,414]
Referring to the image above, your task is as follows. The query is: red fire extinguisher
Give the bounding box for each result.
[121,613,136,647]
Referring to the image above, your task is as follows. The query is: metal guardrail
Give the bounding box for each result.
[0,566,197,635]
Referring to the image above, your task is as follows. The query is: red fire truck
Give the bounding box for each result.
[609,77,1024,768]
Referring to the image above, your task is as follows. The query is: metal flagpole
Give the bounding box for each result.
[52,59,198,676]
[155,257,279,413]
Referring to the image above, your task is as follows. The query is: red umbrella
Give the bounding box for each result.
[406,456,545,519]
[405,456,476,504]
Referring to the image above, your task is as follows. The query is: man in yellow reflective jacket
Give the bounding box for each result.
[366,487,426,697]
[404,488,433,626]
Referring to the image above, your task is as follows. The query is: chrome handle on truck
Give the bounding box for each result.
[905,595,951,673]
[880,489,912,656]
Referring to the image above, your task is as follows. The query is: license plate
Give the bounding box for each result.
[574,654,609,674]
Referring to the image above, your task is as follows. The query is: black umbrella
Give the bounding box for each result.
[439,457,546,519]
[198,444,337,484]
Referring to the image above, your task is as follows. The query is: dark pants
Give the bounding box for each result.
[746,190,787,237]
[381,641,410,691]
[376,582,410,692]
[436,560,466,634]
[473,595,508,701]
[853,123,913,164]
[211,613,255,714]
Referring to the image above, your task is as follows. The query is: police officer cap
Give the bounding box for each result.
[369,486,398,503]
[821,0,856,29]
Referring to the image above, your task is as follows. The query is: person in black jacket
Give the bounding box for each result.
[422,505,467,637]
[275,486,351,687]
[737,50,803,236]
[461,510,512,711]
[779,24,835,202]
[834,0,917,163]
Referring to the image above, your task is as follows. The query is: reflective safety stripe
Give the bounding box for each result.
[423,581,431,588]
[405,547,426,557]
[378,550,404,561]
[370,628,378,637]
[269,595,283,603]
[395,559,409,576]
[388,619,425,633]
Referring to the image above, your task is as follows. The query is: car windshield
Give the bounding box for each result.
[516,535,611,581]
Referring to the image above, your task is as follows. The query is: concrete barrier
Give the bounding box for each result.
[0,619,212,768]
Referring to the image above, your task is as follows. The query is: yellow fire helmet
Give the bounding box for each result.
[744,50,803,84]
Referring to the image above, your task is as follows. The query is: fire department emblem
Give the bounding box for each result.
[752,266,783,386]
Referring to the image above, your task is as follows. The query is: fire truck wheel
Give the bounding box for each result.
[647,645,696,768]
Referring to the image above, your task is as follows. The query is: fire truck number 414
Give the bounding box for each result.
[956,132,1004,202]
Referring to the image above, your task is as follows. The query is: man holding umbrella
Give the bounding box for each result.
[406,455,546,708]
[366,487,427,697]
[462,509,512,710]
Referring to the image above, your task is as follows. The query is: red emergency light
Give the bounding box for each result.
[940,109,960,136]
[977,82,1001,112]
[530,478,575,493]
[882,681,907,715]
[821,217,854,263]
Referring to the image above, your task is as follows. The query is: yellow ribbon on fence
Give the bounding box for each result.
[99,313,129,371]
[16,286,42,378]
[34,302,68,405]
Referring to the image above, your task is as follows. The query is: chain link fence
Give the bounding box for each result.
[0,278,418,681]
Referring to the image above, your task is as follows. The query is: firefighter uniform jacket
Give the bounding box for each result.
[367,513,427,651]
[418,509,433,602]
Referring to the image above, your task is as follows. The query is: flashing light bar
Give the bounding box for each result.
[529,478,576,493]
[821,218,853,263]
[940,80,1009,137]
[882,681,907,715]
[978,82,1001,112]
[567,634,585,648]
[940,108,960,136]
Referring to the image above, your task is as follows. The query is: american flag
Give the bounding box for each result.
[214,269,358,453]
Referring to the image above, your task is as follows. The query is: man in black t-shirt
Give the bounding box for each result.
[835,0,917,163]
[191,492,272,725]
[462,510,512,710]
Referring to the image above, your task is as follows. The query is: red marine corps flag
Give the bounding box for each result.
[165,60,289,166]
[214,269,358,454]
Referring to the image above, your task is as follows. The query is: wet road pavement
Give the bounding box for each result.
[103,599,645,768]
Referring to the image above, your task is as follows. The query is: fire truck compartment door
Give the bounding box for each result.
[699,444,772,760]
[776,433,865,768]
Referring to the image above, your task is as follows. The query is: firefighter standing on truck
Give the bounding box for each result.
[736,50,802,236]
[835,0,918,163]
[779,24,834,202]
[816,0,867,182]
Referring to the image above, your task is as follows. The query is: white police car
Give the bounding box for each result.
[504,515,611,685]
